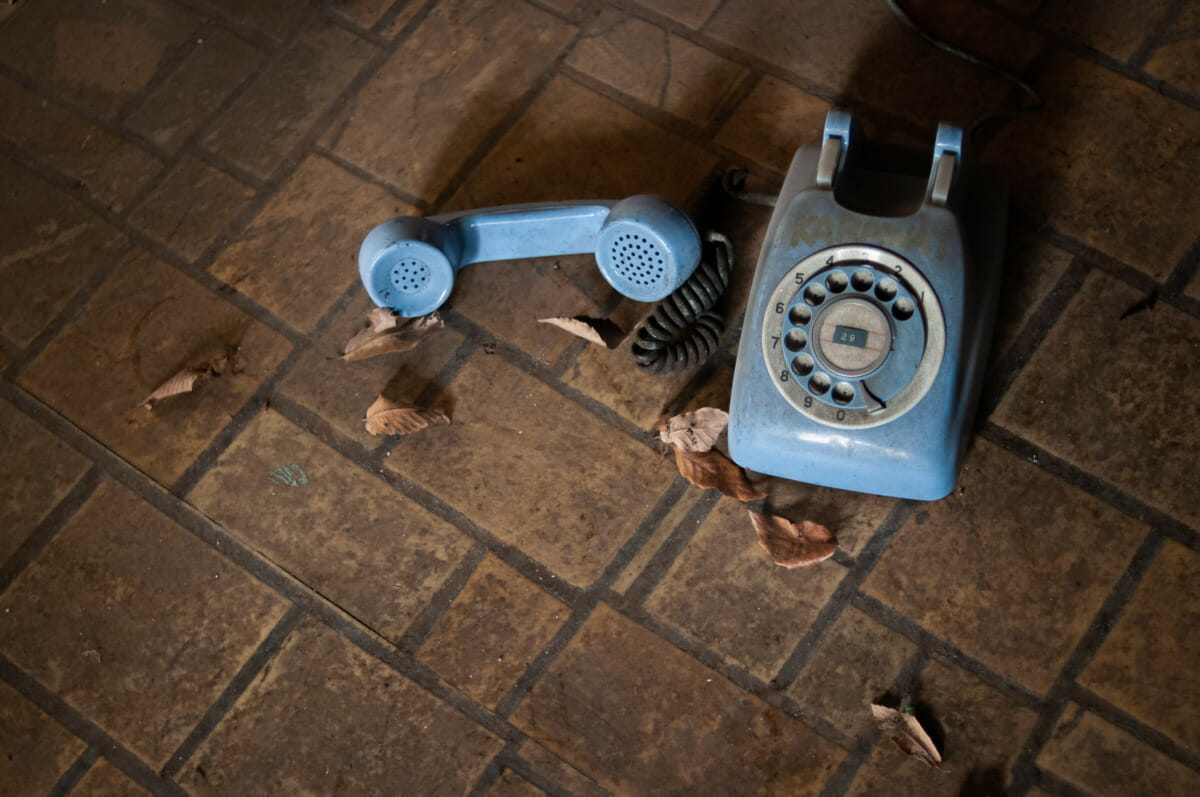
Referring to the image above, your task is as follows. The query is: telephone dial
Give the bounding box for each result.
[727,109,1006,500]
[357,109,1005,500]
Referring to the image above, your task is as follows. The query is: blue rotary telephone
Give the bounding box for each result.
[727,109,1005,500]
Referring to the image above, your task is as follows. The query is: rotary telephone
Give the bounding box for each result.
[727,109,1005,500]
[357,109,1005,500]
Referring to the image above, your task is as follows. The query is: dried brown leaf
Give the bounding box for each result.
[657,407,729,453]
[674,448,767,501]
[343,312,443,361]
[870,704,943,767]
[364,395,449,437]
[139,368,207,410]
[749,511,837,568]
[538,315,625,348]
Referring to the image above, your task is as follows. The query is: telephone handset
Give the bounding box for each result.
[358,195,702,317]
[728,109,1006,500]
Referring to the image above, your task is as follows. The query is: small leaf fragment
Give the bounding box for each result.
[343,312,443,361]
[139,368,207,410]
[870,704,943,767]
[538,315,625,348]
[657,407,729,453]
[364,395,449,437]
[674,448,767,501]
[749,511,837,568]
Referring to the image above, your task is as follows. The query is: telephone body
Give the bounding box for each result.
[728,110,1006,500]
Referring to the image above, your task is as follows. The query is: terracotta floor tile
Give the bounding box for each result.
[487,769,544,797]
[73,760,150,796]
[566,9,748,127]
[632,0,721,29]
[0,0,202,118]
[387,355,676,586]
[644,496,847,681]
[0,75,163,212]
[610,489,702,594]
[124,28,265,153]
[752,478,896,558]
[198,0,315,43]
[178,619,503,795]
[845,661,1038,795]
[787,607,916,739]
[128,156,255,262]
[511,604,845,794]
[0,398,90,564]
[0,479,289,767]
[0,155,126,347]
[418,555,568,707]
[326,0,576,201]
[714,75,830,173]
[516,741,608,797]
[985,54,1200,279]
[378,2,425,39]
[329,0,395,30]
[209,156,405,332]
[449,254,616,367]
[0,680,85,797]
[202,20,375,179]
[863,439,1146,696]
[1040,0,1171,61]
[1078,540,1200,753]
[1038,705,1200,796]
[993,272,1200,527]
[704,0,1019,129]
[18,251,292,485]
[990,236,1073,359]
[187,411,474,642]
[277,292,465,448]
[1145,2,1200,97]
[443,76,716,211]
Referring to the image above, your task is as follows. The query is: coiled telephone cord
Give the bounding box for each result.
[631,231,732,373]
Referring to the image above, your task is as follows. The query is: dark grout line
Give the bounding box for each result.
[502,745,603,797]
[772,499,915,690]
[1033,768,1093,797]
[312,146,429,211]
[1165,232,1200,295]
[165,0,293,50]
[160,605,308,779]
[114,23,209,125]
[1129,0,1188,69]
[0,466,104,596]
[320,3,391,47]
[47,746,100,797]
[850,592,1045,711]
[396,545,488,656]
[1008,528,1166,792]
[464,743,514,797]
[1068,683,1200,773]
[0,655,188,797]
[622,490,720,604]
[371,0,438,40]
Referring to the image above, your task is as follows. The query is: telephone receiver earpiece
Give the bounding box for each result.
[359,195,702,317]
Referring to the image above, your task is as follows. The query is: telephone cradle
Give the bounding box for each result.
[727,109,1007,500]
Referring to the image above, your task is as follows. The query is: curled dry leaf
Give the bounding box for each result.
[343,311,443,361]
[870,704,943,767]
[537,315,625,349]
[749,511,837,568]
[364,395,449,437]
[674,448,767,502]
[657,407,729,453]
[139,368,207,410]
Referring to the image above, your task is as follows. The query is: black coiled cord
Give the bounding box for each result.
[631,231,732,373]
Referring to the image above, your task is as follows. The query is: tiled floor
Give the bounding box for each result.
[1,1,1197,795]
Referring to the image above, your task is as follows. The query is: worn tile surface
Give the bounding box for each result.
[327,0,576,201]
[388,355,676,586]
[989,235,1074,359]
[0,680,85,797]
[646,496,847,681]
[864,439,1147,695]
[994,272,1200,527]
[1040,0,1170,61]
[715,75,831,173]
[1145,2,1200,97]
[73,760,152,796]
[0,158,127,348]
[418,555,568,706]
[188,410,474,642]
[1039,705,1200,797]
[18,251,292,485]
[0,479,288,767]
[512,604,845,794]
[180,619,503,795]
[210,156,404,332]
[1079,540,1200,753]
[128,156,254,262]
[0,398,90,564]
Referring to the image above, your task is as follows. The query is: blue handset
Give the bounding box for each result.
[728,109,1006,500]
[359,195,702,317]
